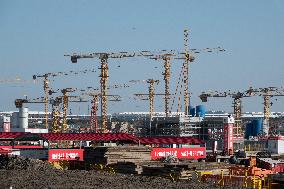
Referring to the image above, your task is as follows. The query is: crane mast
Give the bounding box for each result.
[163,57,171,117]
[32,74,50,129]
[133,79,160,117]
[33,68,96,130]
[200,87,284,137]
[50,97,62,133]
[61,88,76,132]
[43,74,49,129]
[254,87,284,136]
[183,29,190,115]
[148,79,159,116]
[200,90,251,137]
[100,56,109,132]
[90,94,99,133]
[65,36,224,131]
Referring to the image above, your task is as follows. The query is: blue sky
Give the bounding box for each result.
[0,0,284,114]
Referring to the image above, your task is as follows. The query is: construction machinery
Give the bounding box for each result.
[49,87,90,133]
[61,88,77,132]
[250,87,284,136]
[200,86,284,136]
[83,92,122,133]
[15,97,46,109]
[49,94,88,133]
[49,97,62,133]
[81,83,128,132]
[65,41,224,130]
[50,83,125,133]
[199,89,257,136]
[132,79,160,117]
[32,69,96,129]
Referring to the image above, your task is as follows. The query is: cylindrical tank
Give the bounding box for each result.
[196,105,206,117]
[18,107,28,129]
[245,123,253,139]
[252,119,262,136]
[189,106,195,117]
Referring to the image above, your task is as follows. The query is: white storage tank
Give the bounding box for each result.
[19,107,29,129]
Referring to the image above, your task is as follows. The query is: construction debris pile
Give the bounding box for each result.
[85,146,152,165]
[0,155,223,189]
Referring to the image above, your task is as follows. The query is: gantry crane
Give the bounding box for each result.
[132,79,160,117]
[32,68,96,129]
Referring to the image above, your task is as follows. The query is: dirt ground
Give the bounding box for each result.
[0,155,221,189]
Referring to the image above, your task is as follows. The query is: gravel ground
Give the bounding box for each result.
[0,155,222,189]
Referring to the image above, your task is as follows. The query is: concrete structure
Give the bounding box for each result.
[268,136,284,154]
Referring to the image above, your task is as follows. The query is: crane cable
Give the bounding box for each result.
[169,61,186,112]
[177,66,187,112]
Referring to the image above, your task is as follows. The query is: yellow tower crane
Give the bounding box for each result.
[250,87,284,136]
[65,44,223,130]
[61,88,77,132]
[32,68,95,130]
[200,86,284,136]
[199,89,258,137]
[132,79,160,116]
[49,97,62,133]
[15,97,46,109]
[49,94,88,133]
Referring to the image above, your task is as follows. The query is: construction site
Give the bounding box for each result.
[1,1,284,189]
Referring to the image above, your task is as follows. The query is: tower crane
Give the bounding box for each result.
[50,83,126,133]
[82,91,122,133]
[15,97,46,108]
[61,88,77,132]
[65,52,136,132]
[32,68,96,129]
[15,95,87,133]
[199,89,258,136]
[15,97,47,130]
[49,87,89,133]
[131,79,160,117]
[49,97,62,133]
[84,83,128,133]
[49,94,88,133]
[200,87,284,136]
[65,40,224,129]
[250,87,284,136]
